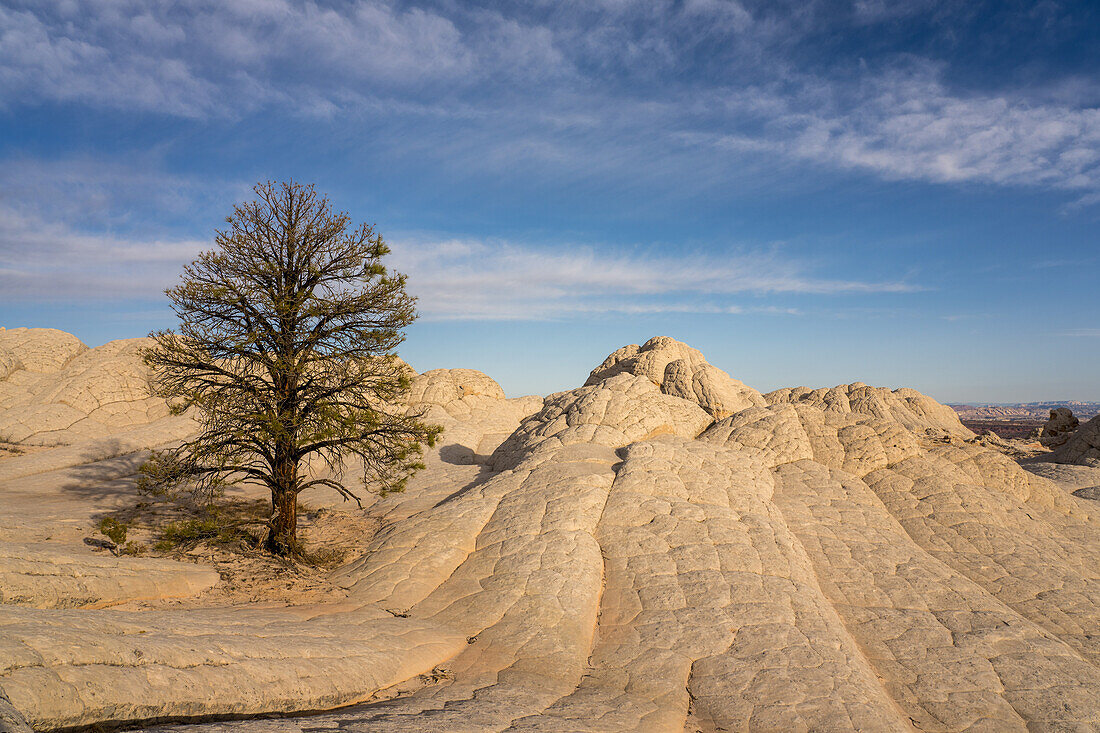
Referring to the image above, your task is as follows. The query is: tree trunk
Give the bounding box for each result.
[264,441,299,555]
[264,487,298,555]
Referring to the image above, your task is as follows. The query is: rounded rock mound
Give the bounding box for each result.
[765,381,972,437]
[586,336,766,419]
[1048,414,1100,467]
[0,333,174,446]
[1040,406,1080,448]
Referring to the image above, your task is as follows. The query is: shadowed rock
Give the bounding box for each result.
[1048,414,1100,467]
[1040,407,1080,448]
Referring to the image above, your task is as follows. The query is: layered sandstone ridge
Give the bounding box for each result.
[0,328,184,446]
[0,332,1098,732]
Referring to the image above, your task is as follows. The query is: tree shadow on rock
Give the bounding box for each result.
[438,442,478,465]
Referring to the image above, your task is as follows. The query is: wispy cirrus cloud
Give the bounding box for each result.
[0,0,559,117]
[387,237,916,320]
[677,64,1100,196]
[3,2,1098,200]
[0,201,917,318]
[0,204,207,300]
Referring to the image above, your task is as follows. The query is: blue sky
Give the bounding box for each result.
[1,0,1098,402]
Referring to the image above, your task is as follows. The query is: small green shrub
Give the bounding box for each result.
[97,517,129,545]
[153,516,222,552]
[121,541,146,556]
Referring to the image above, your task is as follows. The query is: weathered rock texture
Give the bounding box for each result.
[1040,406,1080,448]
[0,543,219,609]
[586,336,766,418]
[765,381,973,437]
[2,333,1098,732]
[1048,414,1100,467]
[0,329,185,446]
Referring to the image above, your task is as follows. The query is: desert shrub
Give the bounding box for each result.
[297,545,348,568]
[0,433,24,454]
[121,541,146,556]
[154,516,223,552]
[97,516,129,545]
[151,501,268,553]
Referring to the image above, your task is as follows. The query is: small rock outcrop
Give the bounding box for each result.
[405,368,542,466]
[765,381,973,437]
[585,336,766,419]
[1040,407,1080,448]
[1048,414,1100,467]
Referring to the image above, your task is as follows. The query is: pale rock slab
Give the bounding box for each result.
[1022,460,1100,492]
[0,336,172,446]
[407,368,542,466]
[490,372,712,471]
[339,444,619,731]
[660,359,765,419]
[0,347,22,383]
[864,447,1100,666]
[507,438,908,733]
[0,543,219,609]
[0,328,86,374]
[700,402,923,477]
[774,460,1100,732]
[0,604,467,731]
[2,331,1100,732]
[408,368,508,404]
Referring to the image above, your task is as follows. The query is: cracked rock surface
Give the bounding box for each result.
[1,333,1098,731]
[0,329,184,446]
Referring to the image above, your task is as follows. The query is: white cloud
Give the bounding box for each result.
[0,6,222,117]
[387,237,917,320]
[0,1,558,116]
[3,3,1098,202]
[0,201,917,316]
[685,66,1100,195]
[0,205,207,300]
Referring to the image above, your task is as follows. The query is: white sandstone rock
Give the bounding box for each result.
[2,331,1099,732]
[586,336,766,419]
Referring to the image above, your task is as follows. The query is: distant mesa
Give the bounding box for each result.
[952,401,1100,422]
[1,330,1099,731]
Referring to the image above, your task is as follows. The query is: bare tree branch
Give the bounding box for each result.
[140,181,441,556]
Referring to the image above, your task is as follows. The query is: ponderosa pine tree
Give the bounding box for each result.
[140,181,439,555]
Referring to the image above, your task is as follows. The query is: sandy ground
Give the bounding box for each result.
[106,504,383,610]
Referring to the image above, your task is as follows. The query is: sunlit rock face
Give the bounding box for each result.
[0,328,190,447]
[1,333,1098,732]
